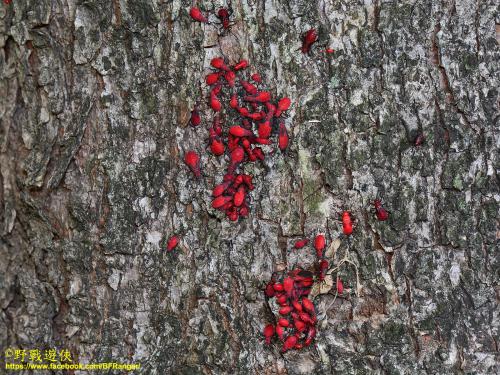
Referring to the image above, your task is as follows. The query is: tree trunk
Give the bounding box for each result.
[1,0,498,374]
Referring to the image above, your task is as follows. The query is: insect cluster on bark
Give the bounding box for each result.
[168,6,393,353]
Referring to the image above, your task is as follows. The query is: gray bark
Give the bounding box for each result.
[1,0,499,374]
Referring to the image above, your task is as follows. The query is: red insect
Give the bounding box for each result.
[233,186,245,207]
[240,80,258,95]
[275,97,291,117]
[256,121,270,139]
[212,195,232,209]
[210,94,222,112]
[243,91,271,103]
[190,106,201,127]
[230,146,245,165]
[301,297,315,314]
[263,324,275,345]
[205,72,220,85]
[283,277,294,296]
[294,238,309,249]
[189,7,209,23]
[294,320,306,332]
[337,278,344,294]
[414,133,425,146]
[282,335,298,352]
[4,0,12,4]
[276,325,284,340]
[374,199,389,221]
[229,94,238,109]
[233,60,248,70]
[278,121,289,151]
[166,236,179,251]
[342,211,353,235]
[210,138,224,156]
[273,283,284,292]
[210,57,230,71]
[301,29,318,54]
[314,234,325,258]
[229,126,253,138]
[325,48,335,54]
[278,318,290,327]
[279,306,293,315]
[251,73,262,83]
[216,7,232,29]
[184,151,201,177]
[318,259,329,281]
[212,181,230,197]
[291,300,302,312]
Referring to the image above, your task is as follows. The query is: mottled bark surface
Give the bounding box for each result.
[1,0,499,374]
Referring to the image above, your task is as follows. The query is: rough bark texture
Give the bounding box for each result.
[1,0,499,374]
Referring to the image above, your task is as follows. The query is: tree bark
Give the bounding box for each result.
[1,0,499,374]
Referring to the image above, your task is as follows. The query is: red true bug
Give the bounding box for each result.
[233,59,248,70]
[294,238,309,249]
[282,335,298,352]
[167,236,179,251]
[229,94,238,108]
[257,121,272,138]
[230,146,245,164]
[414,133,425,146]
[342,211,353,235]
[212,196,232,209]
[205,72,220,85]
[301,28,318,54]
[276,325,284,340]
[212,181,231,197]
[337,278,344,294]
[240,80,258,95]
[251,73,262,83]
[233,186,245,207]
[184,151,201,177]
[373,199,389,221]
[190,106,201,127]
[216,7,232,30]
[318,259,329,281]
[210,139,225,156]
[210,57,230,71]
[273,283,284,292]
[279,306,293,315]
[263,324,275,344]
[301,297,315,313]
[275,97,291,117]
[229,126,253,138]
[264,281,275,298]
[209,94,221,112]
[278,121,289,151]
[314,234,325,258]
[278,318,290,327]
[283,277,294,296]
[189,7,209,23]
[243,91,271,103]
[291,299,303,312]
[224,70,236,86]
[294,320,306,332]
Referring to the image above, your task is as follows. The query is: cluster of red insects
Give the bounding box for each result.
[183,55,292,221]
[260,206,391,352]
[167,5,392,352]
[261,213,357,352]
